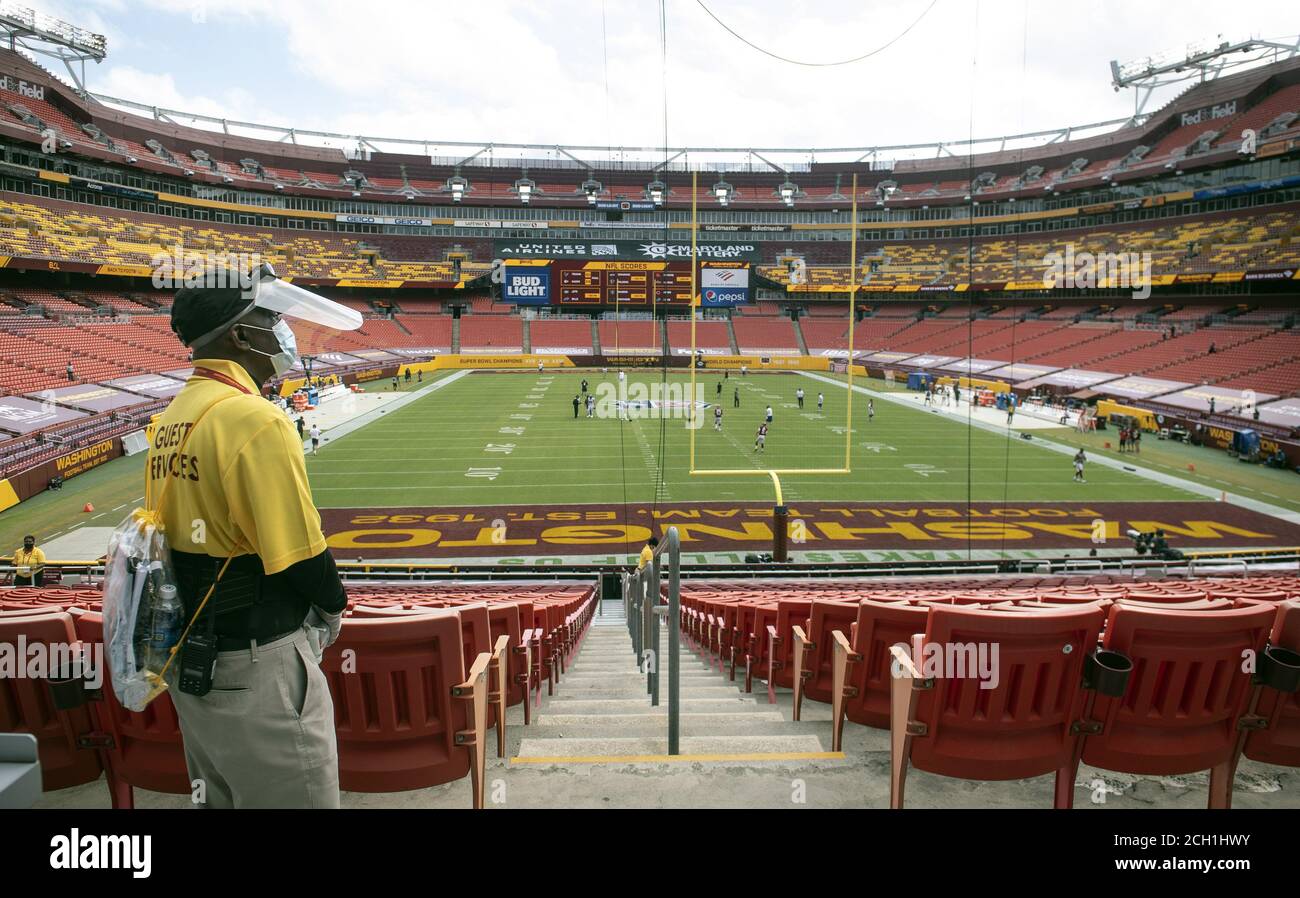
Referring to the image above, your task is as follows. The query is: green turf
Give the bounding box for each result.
[10,367,1289,553]
[305,369,1198,508]
[823,373,1300,514]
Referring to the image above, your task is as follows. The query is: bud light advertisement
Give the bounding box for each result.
[504,267,551,305]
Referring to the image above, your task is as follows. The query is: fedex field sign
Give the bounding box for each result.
[504,267,551,305]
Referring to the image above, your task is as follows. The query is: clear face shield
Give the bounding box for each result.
[192,264,363,375]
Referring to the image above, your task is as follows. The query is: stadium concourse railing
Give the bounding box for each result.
[623,527,682,755]
[3,546,1300,588]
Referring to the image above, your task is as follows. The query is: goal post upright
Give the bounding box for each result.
[685,170,855,562]
[846,172,857,470]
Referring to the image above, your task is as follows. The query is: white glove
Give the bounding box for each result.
[306,606,343,649]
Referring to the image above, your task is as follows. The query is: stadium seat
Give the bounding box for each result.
[1071,603,1277,809]
[888,604,1106,809]
[355,601,514,755]
[322,612,491,808]
[0,611,104,792]
[791,599,859,720]
[832,598,929,738]
[68,611,192,808]
[1240,600,1300,772]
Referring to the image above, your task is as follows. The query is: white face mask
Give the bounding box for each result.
[239,319,299,377]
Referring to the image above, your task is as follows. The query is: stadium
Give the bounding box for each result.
[1,0,1299,835]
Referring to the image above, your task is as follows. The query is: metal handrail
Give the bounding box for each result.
[623,527,682,755]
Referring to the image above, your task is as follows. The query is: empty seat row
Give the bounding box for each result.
[0,588,596,807]
[676,580,1299,808]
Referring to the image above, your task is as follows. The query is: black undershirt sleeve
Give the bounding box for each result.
[273,549,347,614]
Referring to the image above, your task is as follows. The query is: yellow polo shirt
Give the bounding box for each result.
[146,358,326,574]
[638,545,654,570]
[15,546,45,578]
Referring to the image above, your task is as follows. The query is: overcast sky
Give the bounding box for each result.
[29,0,1300,153]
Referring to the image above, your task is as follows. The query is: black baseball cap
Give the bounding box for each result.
[170,286,256,348]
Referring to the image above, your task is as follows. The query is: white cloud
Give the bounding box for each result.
[95,65,263,121]
[53,0,1300,150]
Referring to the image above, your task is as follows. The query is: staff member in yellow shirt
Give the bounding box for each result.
[14,535,46,586]
[638,535,659,571]
[151,264,361,808]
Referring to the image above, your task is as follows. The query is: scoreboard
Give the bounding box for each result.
[503,258,749,307]
[554,260,693,306]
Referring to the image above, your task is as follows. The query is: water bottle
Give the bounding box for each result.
[145,584,182,675]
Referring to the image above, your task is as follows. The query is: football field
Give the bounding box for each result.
[309,368,1186,507]
[6,368,1300,566]
[308,369,1300,564]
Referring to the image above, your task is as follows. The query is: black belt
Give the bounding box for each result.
[215,627,301,653]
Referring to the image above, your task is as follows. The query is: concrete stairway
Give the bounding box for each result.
[516,602,830,761]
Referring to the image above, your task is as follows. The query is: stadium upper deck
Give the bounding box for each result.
[3,46,1299,210]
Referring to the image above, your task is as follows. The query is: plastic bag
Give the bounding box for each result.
[102,508,180,711]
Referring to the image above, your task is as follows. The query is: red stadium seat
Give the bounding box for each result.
[1071,603,1277,809]
[0,611,104,792]
[832,598,929,739]
[889,605,1106,809]
[792,600,859,720]
[765,599,813,696]
[322,611,490,807]
[1241,600,1300,771]
[69,611,191,808]
[350,603,511,757]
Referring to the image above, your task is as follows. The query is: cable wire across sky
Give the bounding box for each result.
[693,0,941,67]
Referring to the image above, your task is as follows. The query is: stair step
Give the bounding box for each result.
[515,734,830,761]
[536,711,785,727]
[562,672,719,683]
[542,697,761,713]
[553,684,746,697]
[528,716,796,737]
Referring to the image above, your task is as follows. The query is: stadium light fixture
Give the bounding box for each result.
[0,4,107,58]
[125,155,137,164]
[646,179,667,205]
[514,175,536,205]
[446,174,468,203]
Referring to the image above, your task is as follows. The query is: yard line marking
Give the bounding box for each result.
[799,370,1300,527]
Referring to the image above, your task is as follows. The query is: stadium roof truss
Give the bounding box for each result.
[0,2,106,97]
[1111,35,1300,126]
[85,91,1136,174]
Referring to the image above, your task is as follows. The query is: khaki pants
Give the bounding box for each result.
[170,624,340,808]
